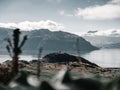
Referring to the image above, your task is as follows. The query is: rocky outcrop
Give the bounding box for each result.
[43,53,99,68]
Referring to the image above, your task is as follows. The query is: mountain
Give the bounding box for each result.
[0,28,12,50]
[83,36,120,48]
[103,43,120,48]
[0,27,98,55]
[81,30,120,48]
[82,30,120,37]
[23,29,99,52]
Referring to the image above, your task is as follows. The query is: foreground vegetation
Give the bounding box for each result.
[0,67,120,90]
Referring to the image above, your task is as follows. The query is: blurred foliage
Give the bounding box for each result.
[37,47,43,77]
[0,68,120,90]
[5,28,27,76]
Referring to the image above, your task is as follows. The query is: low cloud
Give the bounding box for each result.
[109,0,120,4]
[81,29,120,36]
[0,20,65,31]
[75,0,120,20]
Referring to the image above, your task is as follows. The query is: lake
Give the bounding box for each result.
[81,49,120,68]
[0,49,120,68]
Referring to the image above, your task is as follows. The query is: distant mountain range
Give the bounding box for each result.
[102,43,120,49]
[81,30,120,48]
[81,30,120,37]
[0,27,98,55]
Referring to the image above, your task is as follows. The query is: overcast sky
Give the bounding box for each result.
[0,0,120,35]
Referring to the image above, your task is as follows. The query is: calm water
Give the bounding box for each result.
[81,49,120,68]
[0,49,120,68]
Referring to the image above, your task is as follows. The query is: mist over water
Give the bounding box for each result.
[0,49,120,68]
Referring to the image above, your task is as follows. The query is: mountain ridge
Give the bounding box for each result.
[81,30,120,48]
[0,27,99,55]
[81,29,120,37]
